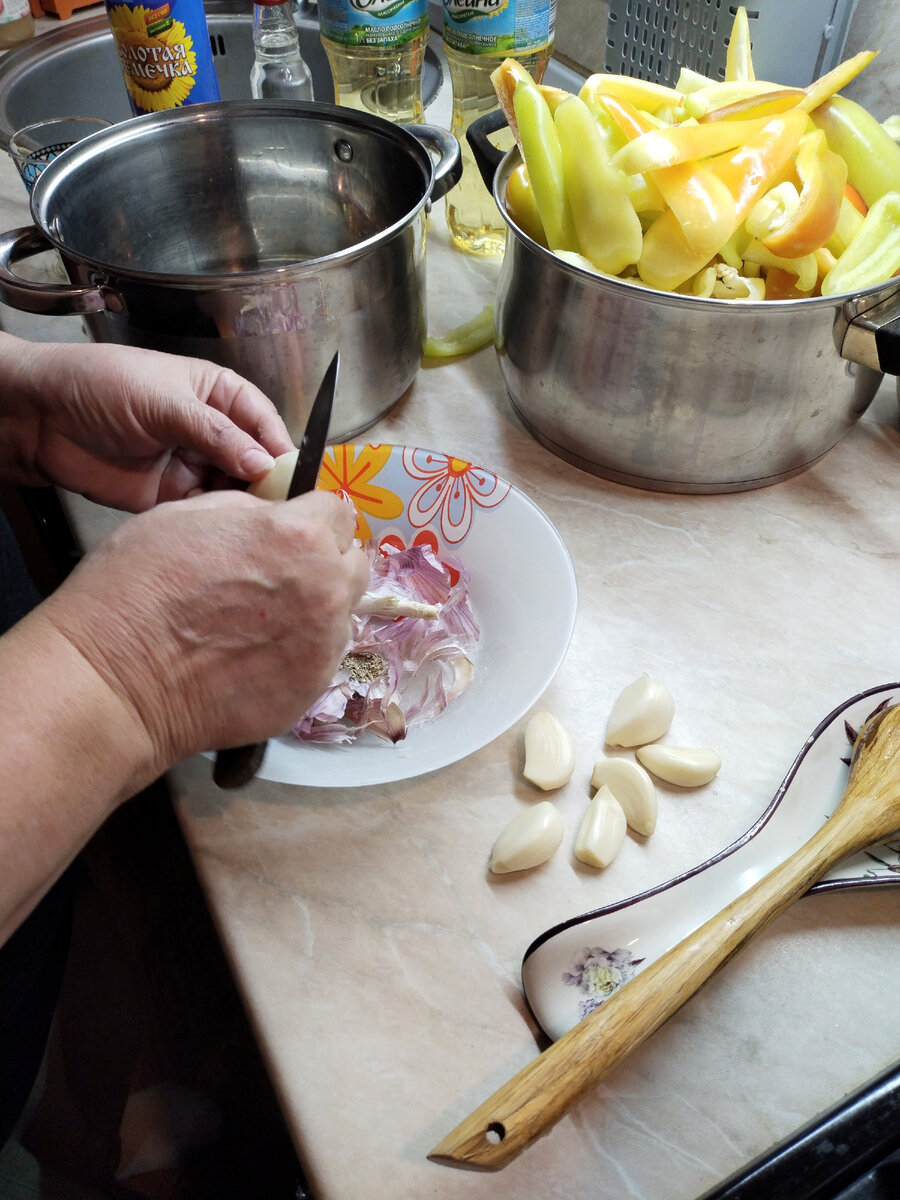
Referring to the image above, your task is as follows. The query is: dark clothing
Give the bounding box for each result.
[0,507,74,1148]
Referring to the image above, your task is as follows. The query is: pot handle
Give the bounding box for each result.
[838,286,900,376]
[466,108,508,193]
[406,123,463,203]
[0,225,120,316]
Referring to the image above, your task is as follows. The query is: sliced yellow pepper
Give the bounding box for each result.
[749,129,847,258]
[579,73,681,115]
[554,94,643,275]
[799,51,878,114]
[812,94,900,206]
[611,115,771,175]
[825,191,865,257]
[424,306,494,359]
[742,239,818,292]
[821,191,900,296]
[725,6,755,83]
[512,82,578,252]
[700,88,805,124]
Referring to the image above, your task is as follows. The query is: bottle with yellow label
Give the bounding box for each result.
[104,0,221,117]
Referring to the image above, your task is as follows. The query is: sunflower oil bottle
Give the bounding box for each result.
[0,0,34,51]
[318,0,429,124]
[104,0,220,117]
[443,0,556,256]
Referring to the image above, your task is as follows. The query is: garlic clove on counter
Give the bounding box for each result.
[490,801,564,874]
[590,756,658,836]
[523,710,576,791]
[574,785,627,869]
[605,675,675,748]
[247,448,299,501]
[636,744,722,787]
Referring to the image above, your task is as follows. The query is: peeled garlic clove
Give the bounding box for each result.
[523,710,576,791]
[605,675,675,748]
[490,801,564,874]
[636,744,722,787]
[574,785,627,869]
[247,448,299,501]
[590,756,658,837]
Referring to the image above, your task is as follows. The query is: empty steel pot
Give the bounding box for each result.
[469,113,900,494]
[0,100,461,442]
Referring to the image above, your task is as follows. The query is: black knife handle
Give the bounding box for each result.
[213,741,267,789]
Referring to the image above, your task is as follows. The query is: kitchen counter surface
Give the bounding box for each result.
[3,16,900,1199]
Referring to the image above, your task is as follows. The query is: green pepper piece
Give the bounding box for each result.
[812,95,900,207]
[821,191,900,296]
[512,82,578,253]
[554,95,642,275]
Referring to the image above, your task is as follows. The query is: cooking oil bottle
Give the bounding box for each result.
[318,0,429,124]
[443,0,556,256]
[0,0,34,50]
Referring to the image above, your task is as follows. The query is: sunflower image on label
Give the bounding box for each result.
[441,0,555,56]
[105,0,220,115]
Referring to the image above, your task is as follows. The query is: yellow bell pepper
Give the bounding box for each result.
[821,191,900,296]
[579,73,681,116]
[554,94,643,274]
[611,115,771,175]
[505,161,547,247]
[700,88,805,124]
[748,130,847,258]
[600,95,736,260]
[799,51,877,114]
[812,94,900,206]
[512,82,578,252]
[742,239,818,292]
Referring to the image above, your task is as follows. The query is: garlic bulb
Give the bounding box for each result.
[605,675,675,748]
[574,785,627,869]
[523,711,576,791]
[590,756,658,837]
[247,448,299,500]
[636,744,722,787]
[490,801,564,874]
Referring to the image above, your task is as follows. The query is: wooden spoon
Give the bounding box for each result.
[429,703,900,1171]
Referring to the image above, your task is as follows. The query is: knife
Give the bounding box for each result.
[212,351,340,790]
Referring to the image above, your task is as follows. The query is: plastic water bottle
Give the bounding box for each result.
[318,0,429,125]
[251,0,314,101]
[104,0,220,116]
[443,0,556,256]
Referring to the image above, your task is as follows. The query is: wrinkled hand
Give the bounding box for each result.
[41,490,369,765]
[0,335,294,510]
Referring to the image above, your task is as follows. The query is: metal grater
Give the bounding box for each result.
[604,0,858,88]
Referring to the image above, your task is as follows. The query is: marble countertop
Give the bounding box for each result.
[3,11,900,1198]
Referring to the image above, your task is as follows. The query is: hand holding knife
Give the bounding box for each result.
[213,351,340,790]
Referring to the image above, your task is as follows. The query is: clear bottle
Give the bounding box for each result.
[443,1,556,256]
[251,0,314,101]
[318,0,429,125]
[0,0,34,50]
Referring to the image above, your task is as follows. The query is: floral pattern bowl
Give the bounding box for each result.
[254,443,577,788]
[522,685,900,1042]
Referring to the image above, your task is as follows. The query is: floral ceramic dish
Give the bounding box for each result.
[255,443,577,788]
[522,684,900,1042]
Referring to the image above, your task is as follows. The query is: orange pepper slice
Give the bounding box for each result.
[757,130,847,258]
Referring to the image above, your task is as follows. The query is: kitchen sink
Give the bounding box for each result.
[0,0,444,148]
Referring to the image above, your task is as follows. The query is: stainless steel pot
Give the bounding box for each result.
[469,113,900,494]
[0,101,461,442]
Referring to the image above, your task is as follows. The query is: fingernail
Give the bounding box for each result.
[241,447,275,475]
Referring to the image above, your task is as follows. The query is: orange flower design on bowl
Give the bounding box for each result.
[318,443,403,542]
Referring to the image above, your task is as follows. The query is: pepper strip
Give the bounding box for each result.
[821,191,900,297]
[638,110,806,291]
[580,73,681,115]
[505,162,547,246]
[600,95,735,259]
[799,51,877,114]
[812,94,900,206]
[753,130,847,258]
[611,115,771,175]
[555,94,643,275]
[724,6,755,83]
[512,82,578,253]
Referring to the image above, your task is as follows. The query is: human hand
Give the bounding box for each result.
[0,335,294,510]
[40,490,369,767]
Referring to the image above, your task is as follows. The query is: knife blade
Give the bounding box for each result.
[213,351,340,790]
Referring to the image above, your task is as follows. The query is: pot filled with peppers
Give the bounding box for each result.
[469,10,900,494]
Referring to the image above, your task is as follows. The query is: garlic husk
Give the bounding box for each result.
[574,785,627,869]
[490,801,564,874]
[590,756,658,836]
[636,744,722,787]
[247,448,299,501]
[523,710,576,791]
[605,675,675,748]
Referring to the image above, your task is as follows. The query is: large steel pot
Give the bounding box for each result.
[469,113,900,494]
[0,100,460,443]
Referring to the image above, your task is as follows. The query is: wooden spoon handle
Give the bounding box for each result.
[429,819,855,1171]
